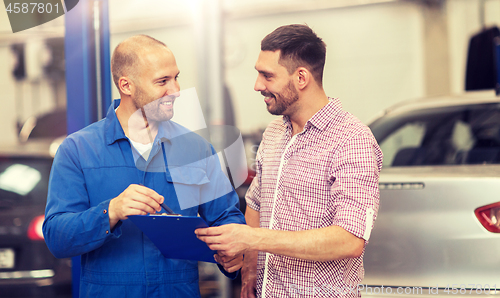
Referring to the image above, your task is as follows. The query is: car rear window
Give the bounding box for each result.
[370,102,500,167]
[0,157,52,207]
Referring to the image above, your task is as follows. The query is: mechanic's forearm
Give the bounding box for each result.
[250,225,365,262]
[43,202,115,258]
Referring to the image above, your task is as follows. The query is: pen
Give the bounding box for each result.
[138,183,176,215]
[160,202,176,215]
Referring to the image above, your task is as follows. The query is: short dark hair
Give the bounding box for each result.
[261,24,326,85]
[111,35,167,89]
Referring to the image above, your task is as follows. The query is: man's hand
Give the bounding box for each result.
[195,224,257,258]
[108,184,164,228]
[214,253,243,273]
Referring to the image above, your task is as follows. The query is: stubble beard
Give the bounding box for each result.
[266,80,299,116]
[133,86,174,123]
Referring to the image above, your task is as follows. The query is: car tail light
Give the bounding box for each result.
[27,215,45,241]
[475,202,500,233]
[243,170,256,186]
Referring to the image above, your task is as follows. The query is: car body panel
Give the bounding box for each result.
[0,141,71,298]
[365,166,500,288]
[364,91,500,292]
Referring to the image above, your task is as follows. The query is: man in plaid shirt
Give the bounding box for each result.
[196,24,383,298]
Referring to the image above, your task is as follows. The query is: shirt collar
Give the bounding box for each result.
[282,97,343,133]
[105,99,128,145]
[157,121,174,144]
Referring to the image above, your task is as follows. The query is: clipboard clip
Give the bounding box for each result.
[156,213,182,216]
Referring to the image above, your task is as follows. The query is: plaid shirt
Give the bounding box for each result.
[246,98,383,298]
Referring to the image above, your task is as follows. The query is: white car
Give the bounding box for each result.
[363,91,500,296]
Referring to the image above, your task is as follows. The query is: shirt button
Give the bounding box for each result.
[106,230,109,234]
[103,209,107,214]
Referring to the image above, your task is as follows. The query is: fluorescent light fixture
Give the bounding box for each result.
[0,269,55,279]
[225,0,399,19]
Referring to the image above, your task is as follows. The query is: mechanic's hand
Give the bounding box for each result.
[108,184,164,228]
[214,253,244,273]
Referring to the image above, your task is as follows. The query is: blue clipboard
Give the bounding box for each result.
[129,214,216,263]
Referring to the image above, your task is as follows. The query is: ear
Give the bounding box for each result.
[118,77,133,96]
[296,67,310,91]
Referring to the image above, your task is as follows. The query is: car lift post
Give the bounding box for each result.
[64,0,111,297]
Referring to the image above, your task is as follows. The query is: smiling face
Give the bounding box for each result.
[254,50,299,116]
[132,46,180,123]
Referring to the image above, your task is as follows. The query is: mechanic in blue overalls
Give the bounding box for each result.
[43,35,246,298]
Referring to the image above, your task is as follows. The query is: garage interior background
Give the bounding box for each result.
[0,0,499,145]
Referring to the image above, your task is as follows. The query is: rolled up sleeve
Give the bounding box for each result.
[329,131,382,241]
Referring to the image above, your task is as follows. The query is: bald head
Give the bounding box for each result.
[111,35,168,90]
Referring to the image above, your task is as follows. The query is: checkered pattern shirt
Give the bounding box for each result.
[246,98,383,298]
